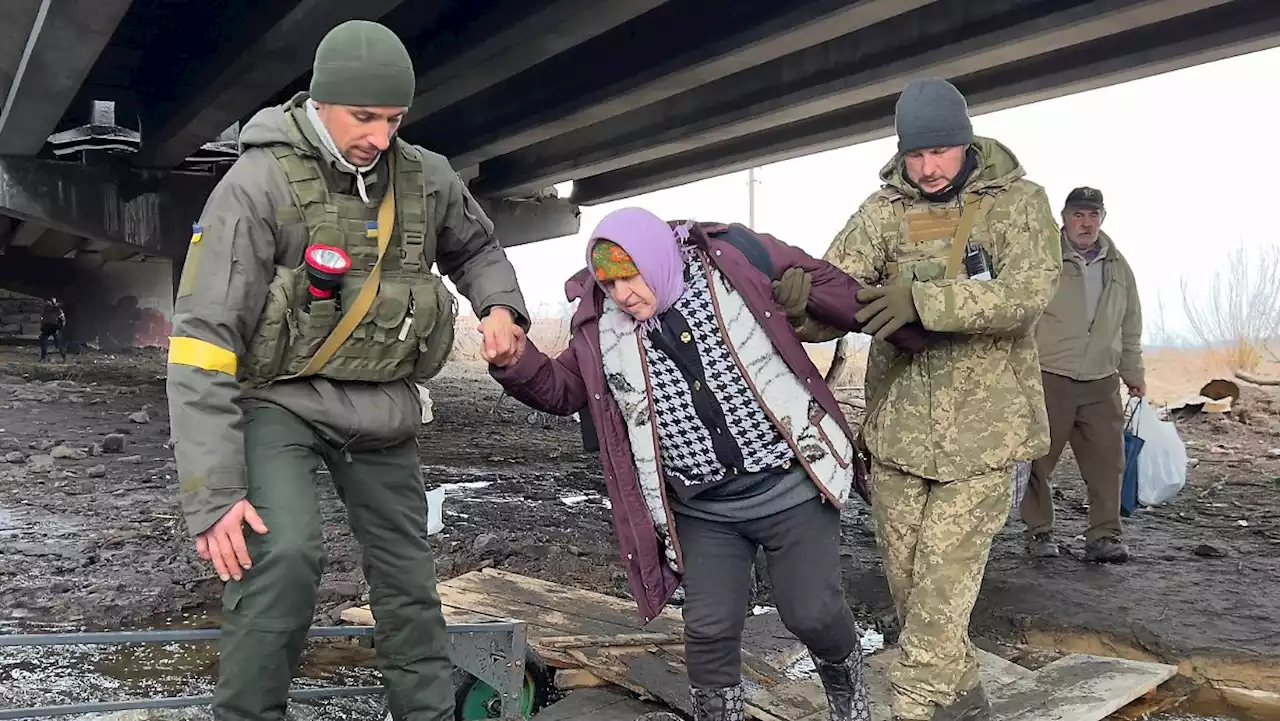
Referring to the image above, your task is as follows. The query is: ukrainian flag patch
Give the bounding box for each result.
[366,220,378,238]
[190,223,203,244]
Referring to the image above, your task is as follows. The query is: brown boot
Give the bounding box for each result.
[1084,536,1130,563]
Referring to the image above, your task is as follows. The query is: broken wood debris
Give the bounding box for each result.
[340,569,1179,721]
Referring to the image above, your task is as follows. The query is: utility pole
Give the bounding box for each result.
[747,167,760,228]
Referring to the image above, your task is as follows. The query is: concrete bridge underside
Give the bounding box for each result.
[0,0,1275,348]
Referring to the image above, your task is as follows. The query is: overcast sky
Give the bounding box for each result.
[458,46,1280,345]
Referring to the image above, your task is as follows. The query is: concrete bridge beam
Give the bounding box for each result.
[572,0,1280,204]
[0,157,213,258]
[406,0,670,128]
[470,0,1237,199]
[0,0,134,156]
[0,158,578,261]
[431,0,930,169]
[137,0,414,170]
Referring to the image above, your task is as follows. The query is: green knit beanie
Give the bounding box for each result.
[309,20,415,108]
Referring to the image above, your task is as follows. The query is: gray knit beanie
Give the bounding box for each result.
[310,21,415,108]
[894,79,974,153]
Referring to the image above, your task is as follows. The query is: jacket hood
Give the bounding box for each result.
[879,136,1026,199]
[238,93,317,155]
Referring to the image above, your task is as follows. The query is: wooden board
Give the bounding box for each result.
[533,686,668,721]
[343,570,1176,721]
[342,568,680,639]
[860,648,1035,721]
[988,654,1177,721]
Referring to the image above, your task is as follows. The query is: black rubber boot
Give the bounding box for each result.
[690,684,745,721]
[811,647,872,721]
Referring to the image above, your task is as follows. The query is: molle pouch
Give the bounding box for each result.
[242,265,304,385]
[281,297,340,375]
[369,283,413,345]
[410,276,459,382]
[897,257,948,283]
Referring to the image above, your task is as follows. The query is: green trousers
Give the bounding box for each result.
[214,405,454,721]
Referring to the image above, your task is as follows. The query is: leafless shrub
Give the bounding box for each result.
[1180,243,1280,371]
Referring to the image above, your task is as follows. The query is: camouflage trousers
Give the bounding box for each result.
[869,461,1012,721]
[214,404,455,721]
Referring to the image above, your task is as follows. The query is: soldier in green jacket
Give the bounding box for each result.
[166,20,529,721]
[775,79,1061,720]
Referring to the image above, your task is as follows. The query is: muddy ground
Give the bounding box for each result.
[0,348,1275,719]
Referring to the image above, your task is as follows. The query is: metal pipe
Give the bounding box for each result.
[0,686,385,720]
[0,625,375,647]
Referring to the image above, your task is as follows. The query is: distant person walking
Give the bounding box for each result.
[1023,186,1144,563]
[39,297,66,361]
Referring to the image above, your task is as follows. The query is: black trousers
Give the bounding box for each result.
[675,497,859,688]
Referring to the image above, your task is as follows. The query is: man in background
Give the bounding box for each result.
[39,297,67,361]
[1023,186,1143,563]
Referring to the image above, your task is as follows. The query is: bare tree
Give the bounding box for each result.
[1180,243,1280,372]
[1145,290,1188,348]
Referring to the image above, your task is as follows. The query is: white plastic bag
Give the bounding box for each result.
[1131,399,1187,506]
[416,384,435,424]
[425,486,446,536]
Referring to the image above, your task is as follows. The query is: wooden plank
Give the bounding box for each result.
[989,654,1178,721]
[341,603,506,628]
[741,612,811,671]
[437,585,638,638]
[537,632,685,649]
[862,648,1036,721]
[554,668,614,690]
[449,568,684,633]
[620,651,695,717]
[533,686,668,721]
[977,649,1035,688]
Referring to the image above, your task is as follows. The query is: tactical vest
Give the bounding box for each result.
[879,191,998,285]
[241,120,458,389]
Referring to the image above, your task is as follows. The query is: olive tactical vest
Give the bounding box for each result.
[241,118,458,388]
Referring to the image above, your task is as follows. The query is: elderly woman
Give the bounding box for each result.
[489,207,926,721]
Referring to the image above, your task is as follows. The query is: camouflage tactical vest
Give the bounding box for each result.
[241,120,458,388]
[880,191,998,285]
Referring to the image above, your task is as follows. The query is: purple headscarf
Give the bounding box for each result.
[585,207,694,327]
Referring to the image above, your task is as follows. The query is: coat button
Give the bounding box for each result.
[594,393,601,399]
[693,380,702,391]
[680,331,692,343]
[765,311,771,318]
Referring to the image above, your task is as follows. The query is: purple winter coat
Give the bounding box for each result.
[490,222,927,623]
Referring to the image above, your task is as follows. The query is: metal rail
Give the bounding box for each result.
[0,620,529,720]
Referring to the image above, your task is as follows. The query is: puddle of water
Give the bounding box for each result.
[0,615,385,721]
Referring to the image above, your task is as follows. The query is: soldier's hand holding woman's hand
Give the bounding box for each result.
[478,306,526,367]
[196,498,269,582]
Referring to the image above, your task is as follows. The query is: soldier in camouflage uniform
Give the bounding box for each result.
[774,79,1061,720]
[166,21,529,721]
